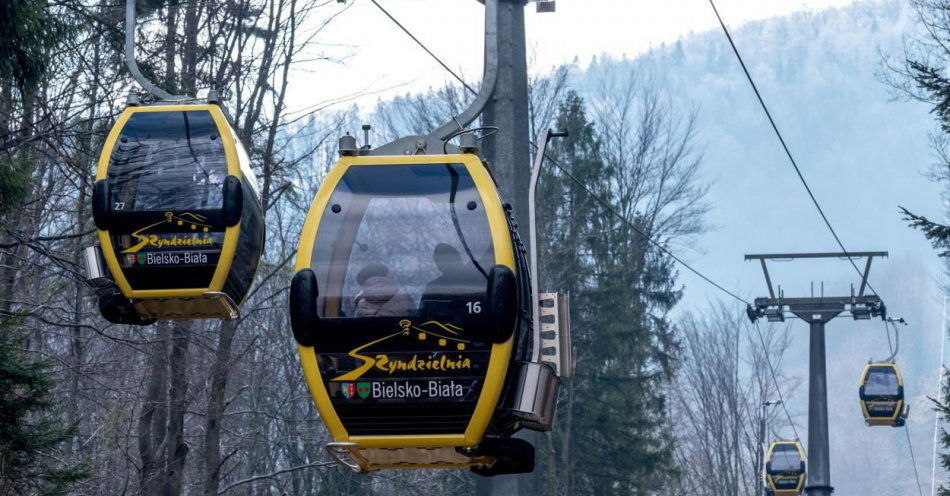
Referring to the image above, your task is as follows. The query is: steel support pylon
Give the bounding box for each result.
[747,252,888,496]
[478,0,532,494]
[791,307,841,496]
[801,313,837,496]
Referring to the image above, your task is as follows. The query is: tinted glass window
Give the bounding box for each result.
[865,367,900,396]
[228,125,260,196]
[770,445,802,473]
[108,111,227,212]
[311,164,494,319]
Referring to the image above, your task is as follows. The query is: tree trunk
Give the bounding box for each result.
[138,324,170,495]
[67,32,102,455]
[66,175,87,456]
[562,374,574,496]
[202,320,237,496]
[182,0,199,95]
[162,321,191,496]
[0,77,38,315]
[164,3,178,94]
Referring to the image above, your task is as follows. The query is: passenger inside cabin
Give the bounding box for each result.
[420,243,483,310]
[353,263,413,317]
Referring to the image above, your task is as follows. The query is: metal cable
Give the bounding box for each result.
[543,132,811,463]
[706,0,881,298]
[370,0,751,306]
[707,6,926,490]
[367,0,478,97]
[539,148,751,305]
[883,318,904,363]
[885,316,922,495]
[125,0,188,101]
[884,318,895,361]
[907,423,926,496]
[754,320,805,453]
[536,138,810,454]
[932,298,948,496]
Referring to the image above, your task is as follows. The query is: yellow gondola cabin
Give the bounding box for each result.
[289,151,535,475]
[765,441,806,496]
[859,362,908,427]
[89,103,264,323]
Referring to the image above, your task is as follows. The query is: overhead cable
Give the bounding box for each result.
[369,1,749,306]
[708,4,927,489]
[754,320,805,451]
[537,147,751,306]
[368,0,478,96]
[380,5,923,490]
[706,0,881,298]
[906,423,926,496]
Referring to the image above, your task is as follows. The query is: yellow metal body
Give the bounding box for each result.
[294,153,516,471]
[859,362,905,427]
[95,104,244,307]
[765,441,806,496]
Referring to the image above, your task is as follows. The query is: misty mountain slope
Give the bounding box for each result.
[564,1,942,494]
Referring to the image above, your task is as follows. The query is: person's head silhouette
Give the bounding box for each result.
[357,262,390,286]
[433,243,462,274]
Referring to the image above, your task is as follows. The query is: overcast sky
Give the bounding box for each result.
[286,0,864,113]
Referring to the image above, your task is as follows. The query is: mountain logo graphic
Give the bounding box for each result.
[331,319,472,382]
[121,212,215,254]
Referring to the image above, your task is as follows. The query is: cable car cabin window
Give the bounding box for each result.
[769,445,802,474]
[108,111,227,212]
[312,164,494,322]
[865,367,900,397]
[105,110,229,290]
[228,125,260,197]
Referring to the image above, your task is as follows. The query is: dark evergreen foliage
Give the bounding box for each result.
[537,92,682,494]
[0,155,32,221]
[897,3,950,494]
[900,55,950,247]
[901,207,950,256]
[932,369,950,496]
[0,317,91,495]
[0,0,69,224]
[0,0,70,98]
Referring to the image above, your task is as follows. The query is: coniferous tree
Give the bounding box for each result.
[0,4,87,493]
[932,369,950,496]
[0,0,69,217]
[889,0,950,250]
[0,317,90,495]
[537,91,684,495]
[890,2,950,492]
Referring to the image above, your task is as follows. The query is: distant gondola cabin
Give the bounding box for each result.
[859,363,907,427]
[765,441,806,496]
[289,153,529,473]
[93,104,264,322]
